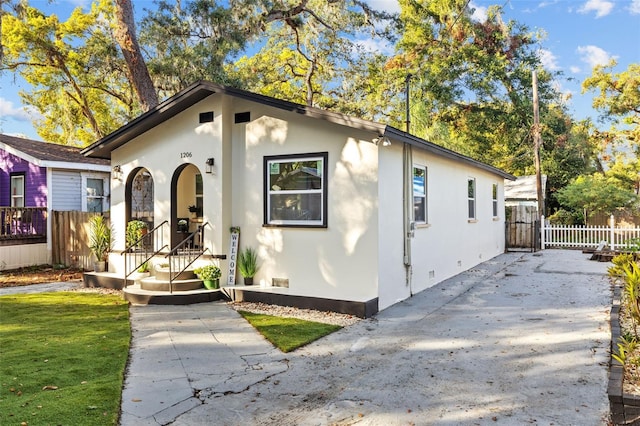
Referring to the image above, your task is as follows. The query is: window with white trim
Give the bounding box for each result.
[492,183,499,217]
[10,174,25,207]
[265,152,328,227]
[413,166,427,223]
[86,178,105,212]
[467,178,476,220]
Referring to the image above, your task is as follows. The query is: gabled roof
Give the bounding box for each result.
[505,175,547,201]
[81,81,515,180]
[1,134,109,170]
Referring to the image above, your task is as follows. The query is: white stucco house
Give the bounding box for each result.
[82,81,514,317]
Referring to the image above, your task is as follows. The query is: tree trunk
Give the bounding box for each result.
[113,0,158,111]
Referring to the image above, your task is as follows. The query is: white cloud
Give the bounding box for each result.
[354,37,394,56]
[578,0,614,17]
[365,0,400,14]
[469,2,488,22]
[570,65,581,73]
[577,45,617,68]
[630,0,640,14]
[538,49,560,71]
[0,98,34,121]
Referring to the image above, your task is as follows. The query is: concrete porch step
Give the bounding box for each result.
[123,283,226,305]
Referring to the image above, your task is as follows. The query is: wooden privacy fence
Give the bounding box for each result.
[541,215,640,250]
[52,211,110,270]
[505,205,540,251]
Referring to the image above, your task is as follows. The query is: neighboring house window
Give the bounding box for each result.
[265,152,328,227]
[492,183,499,217]
[413,166,427,223]
[86,178,105,212]
[468,178,476,220]
[10,174,25,207]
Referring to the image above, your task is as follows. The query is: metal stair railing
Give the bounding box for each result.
[123,220,169,286]
[165,223,210,293]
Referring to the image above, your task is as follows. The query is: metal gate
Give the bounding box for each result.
[505,206,540,252]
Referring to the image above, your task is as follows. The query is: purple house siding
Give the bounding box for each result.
[0,149,47,208]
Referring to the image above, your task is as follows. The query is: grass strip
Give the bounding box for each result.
[0,292,130,425]
[237,310,341,353]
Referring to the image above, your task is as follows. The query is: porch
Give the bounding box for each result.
[0,207,47,245]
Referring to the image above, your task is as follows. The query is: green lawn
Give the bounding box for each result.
[0,292,130,426]
[237,310,341,352]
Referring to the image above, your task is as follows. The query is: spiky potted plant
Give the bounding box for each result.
[238,246,259,285]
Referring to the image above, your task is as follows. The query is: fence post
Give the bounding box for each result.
[540,215,545,250]
[610,214,615,251]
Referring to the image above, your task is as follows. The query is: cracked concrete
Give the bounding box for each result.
[120,250,612,425]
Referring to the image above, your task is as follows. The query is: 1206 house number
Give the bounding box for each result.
[181,152,192,158]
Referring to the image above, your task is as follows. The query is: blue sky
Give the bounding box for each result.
[1,0,639,141]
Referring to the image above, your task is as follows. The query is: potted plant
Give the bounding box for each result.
[238,246,259,285]
[194,264,221,289]
[88,215,114,272]
[126,220,148,248]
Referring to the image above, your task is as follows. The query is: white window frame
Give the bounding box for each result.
[265,152,328,227]
[82,174,109,213]
[467,178,476,220]
[413,165,427,224]
[492,183,499,218]
[10,174,25,207]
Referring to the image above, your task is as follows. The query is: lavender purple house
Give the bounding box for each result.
[0,134,110,269]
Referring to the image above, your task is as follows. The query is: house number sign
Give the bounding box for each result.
[180,152,192,158]
[228,227,240,285]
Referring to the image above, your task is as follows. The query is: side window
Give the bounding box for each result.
[86,177,105,212]
[413,166,427,223]
[467,178,476,220]
[492,183,498,218]
[195,174,203,218]
[10,174,25,207]
[265,152,328,227]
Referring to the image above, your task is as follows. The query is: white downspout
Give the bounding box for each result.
[403,142,414,294]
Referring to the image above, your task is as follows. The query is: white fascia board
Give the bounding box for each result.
[0,142,40,165]
[43,161,111,172]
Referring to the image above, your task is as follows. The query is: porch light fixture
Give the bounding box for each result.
[373,136,391,147]
[205,158,215,173]
[112,165,123,181]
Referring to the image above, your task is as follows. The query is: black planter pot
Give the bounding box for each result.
[244,277,254,286]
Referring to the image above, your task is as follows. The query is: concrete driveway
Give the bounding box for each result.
[120,250,612,425]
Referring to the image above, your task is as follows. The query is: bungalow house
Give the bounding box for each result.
[0,134,110,269]
[82,81,514,317]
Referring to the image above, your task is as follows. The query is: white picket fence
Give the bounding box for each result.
[541,215,640,250]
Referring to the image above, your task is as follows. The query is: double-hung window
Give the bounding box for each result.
[467,178,476,220]
[492,183,499,218]
[86,178,105,212]
[10,174,25,208]
[413,166,427,223]
[265,152,328,227]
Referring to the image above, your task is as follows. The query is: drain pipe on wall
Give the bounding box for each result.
[403,141,414,295]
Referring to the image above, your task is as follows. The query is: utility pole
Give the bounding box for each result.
[405,74,412,133]
[532,70,544,218]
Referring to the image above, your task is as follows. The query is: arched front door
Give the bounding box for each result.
[170,164,203,249]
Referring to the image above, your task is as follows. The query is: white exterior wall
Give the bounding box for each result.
[109,96,226,275]
[408,151,506,298]
[0,243,49,270]
[232,100,380,303]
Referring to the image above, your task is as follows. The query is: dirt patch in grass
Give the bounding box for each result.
[0,264,84,288]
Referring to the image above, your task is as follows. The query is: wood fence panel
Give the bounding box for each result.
[506,205,539,249]
[51,211,102,270]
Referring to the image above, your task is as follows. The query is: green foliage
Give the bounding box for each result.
[137,261,150,273]
[1,1,140,145]
[193,263,221,281]
[612,335,638,366]
[238,246,259,278]
[555,174,637,220]
[88,215,113,261]
[125,220,148,248]
[622,262,640,338]
[547,208,583,225]
[0,292,130,425]
[237,310,341,353]
[609,253,637,279]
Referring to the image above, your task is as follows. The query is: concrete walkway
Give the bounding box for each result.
[118,250,612,426]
